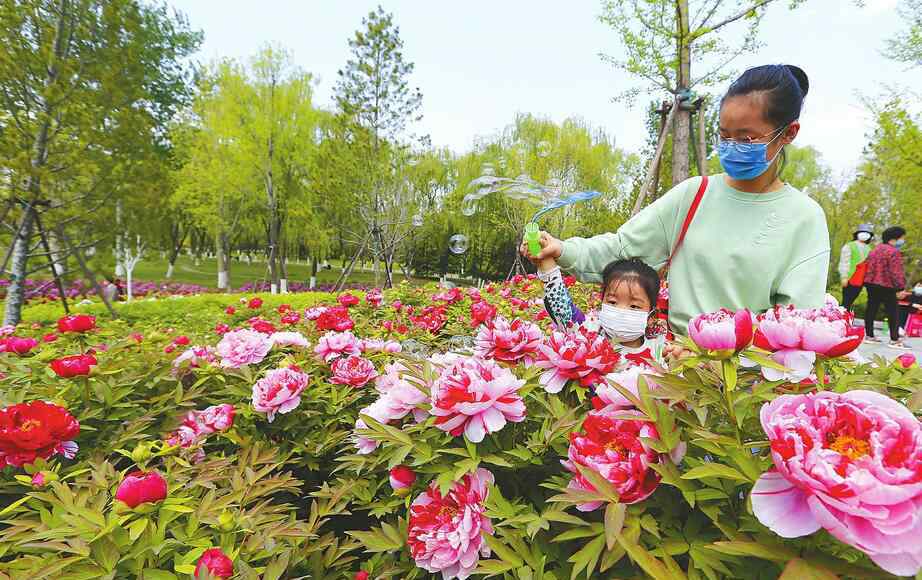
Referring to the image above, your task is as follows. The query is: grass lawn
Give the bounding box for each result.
[127,255,425,289]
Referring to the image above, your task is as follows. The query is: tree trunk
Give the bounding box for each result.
[697,99,708,177]
[3,206,36,325]
[671,0,692,186]
[310,255,318,289]
[114,200,125,276]
[216,231,230,290]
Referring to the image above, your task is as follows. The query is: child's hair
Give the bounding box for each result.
[600,258,660,309]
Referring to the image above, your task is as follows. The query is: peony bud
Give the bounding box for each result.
[195,548,234,579]
[217,510,236,532]
[130,442,153,465]
[355,572,369,580]
[897,353,917,369]
[31,472,46,487]
[115,471,167,508]
[389,465,416,495]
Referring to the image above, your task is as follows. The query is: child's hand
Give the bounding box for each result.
[520,231,562,269]
[663,342,693,362]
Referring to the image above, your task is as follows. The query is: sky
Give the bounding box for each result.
[168,0,922,179]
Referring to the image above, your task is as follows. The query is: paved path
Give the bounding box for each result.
[856,322,922,362]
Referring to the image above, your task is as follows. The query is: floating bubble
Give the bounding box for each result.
[401,339,431,359]
[448,335,475,354]
[412,213,424,227]
[449,234,469,255]
[537,141,551,158]
[461,196,478,216]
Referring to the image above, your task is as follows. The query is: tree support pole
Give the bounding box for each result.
[632,98,679,216]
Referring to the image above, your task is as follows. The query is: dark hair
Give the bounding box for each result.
[722,64,809,127]
[882,226,906,243]
[601,258,660,309]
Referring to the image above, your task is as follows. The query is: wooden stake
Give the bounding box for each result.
[632,98,679,216]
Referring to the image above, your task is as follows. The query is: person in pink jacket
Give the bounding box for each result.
[863,226,910,348]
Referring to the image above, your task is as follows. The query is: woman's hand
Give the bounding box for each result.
[520,231,562,265]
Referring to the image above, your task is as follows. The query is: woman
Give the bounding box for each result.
[864,226,910,349]
[898,278,922,331]
[524,64,830,335]
[838,223,874,311]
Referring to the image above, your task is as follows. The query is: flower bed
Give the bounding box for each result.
[0,279,920,579]
[0,277,211,304]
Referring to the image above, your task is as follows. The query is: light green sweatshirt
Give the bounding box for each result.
[557,174,831,335]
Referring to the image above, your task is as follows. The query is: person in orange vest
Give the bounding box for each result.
[838,223,873,311]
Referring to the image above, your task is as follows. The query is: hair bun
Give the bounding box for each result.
[785,65,809,98]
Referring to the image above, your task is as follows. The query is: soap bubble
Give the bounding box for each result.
[449,234,469,255]
[401,339,431,359]
[412,213,424,227]
[448,335,475,354]
[537,141,551,158]
[461,196,478,216]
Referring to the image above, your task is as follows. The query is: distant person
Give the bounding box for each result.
[838,223,873,311]
[863,226,910,349]
[899,278,922,331]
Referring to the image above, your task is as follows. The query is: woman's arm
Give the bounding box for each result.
[554,179,695,283]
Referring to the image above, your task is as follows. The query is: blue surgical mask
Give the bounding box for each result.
[717,128,786,181]
[895,239,906,249]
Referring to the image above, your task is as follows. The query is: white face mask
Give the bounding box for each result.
[856,232,871,242]
[598,304,649,342]
[914,286,922,295]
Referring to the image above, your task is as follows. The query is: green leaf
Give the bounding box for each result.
[681,464,751,483]
[142,571,179,580]
[706,541,796,562]
[483,535,525,567]
[778,558,839,580]
[128,518,148,542]
[604,503,626,550]
[568,534,605,580]
[722,359,738,391]
[474,560,517,576]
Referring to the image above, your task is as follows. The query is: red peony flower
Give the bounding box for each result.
[247,297,263,309]
[470,300,497,328]
[163,345,175,354]
[195,548,234,579]
[277,303,292,314]
[410,305,447,334]
[214,323,230,335]
[50,353,97,378]
[389,465,417,491]
[0,336,38,355]
[563,275,576,288]
[0,401,80,468]
[365,289,384,307]
[173,335,190,346]
[534,328,621,393]
[355,572,370,580]
[408,468,494,579]
[330,355,378,388]
[57,314,96,333]
[43,333,59,343]
[338,293,360,307]
[225,306,236,316]
[474,317,543,365]
[315,306,355,332]
[281,311,301,325]
[115,471,168,508]
[249,317,277,335]
[563,409,664,511]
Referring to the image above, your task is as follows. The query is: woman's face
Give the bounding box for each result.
[719,94,800,161]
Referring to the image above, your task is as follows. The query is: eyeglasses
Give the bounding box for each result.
[716,126,787,153]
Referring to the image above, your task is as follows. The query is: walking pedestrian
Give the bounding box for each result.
[864,226,910,349]
[838,223,873,311]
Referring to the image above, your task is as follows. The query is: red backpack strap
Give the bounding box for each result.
[663,176,708,270]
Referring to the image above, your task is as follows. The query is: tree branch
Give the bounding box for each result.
[704,0,777,32]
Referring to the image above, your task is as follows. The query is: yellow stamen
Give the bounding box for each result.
[829,435,869,460]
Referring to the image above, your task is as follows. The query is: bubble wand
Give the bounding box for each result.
[524,190,602,255]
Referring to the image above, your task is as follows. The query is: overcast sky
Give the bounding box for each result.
[168,0,922,179]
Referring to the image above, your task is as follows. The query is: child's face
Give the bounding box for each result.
[602,278,651,312]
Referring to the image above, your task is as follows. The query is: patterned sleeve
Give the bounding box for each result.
[538,266,574,328]
[893,250,907,289]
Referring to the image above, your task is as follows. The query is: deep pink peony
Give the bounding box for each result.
[0,336,38,355]
[115,471,168,508]
[474,317,543,365]
[171,346,216,376]
[330,355,378,388]
[365,289,384,307]
[315,331,361,362]
[755,304,864,358]
[251,367,309,422]
[316,306,355,332]
[430,356,526,443]
[469,300,497,328]
[563,408,664,511]
[752,390,922,576]
[247,297,263,309]
[338,293,360,307]
[688,308,753,355]
[390,465,416,491]
[215,329,272,368]
[195,547,233,579]
[166,403,235,448]
[898,353,917,369]
[269,331,310,349]
[408,468,494,580]
[534,328,621,394]
[57,314,96,333]
[50,353,97,378]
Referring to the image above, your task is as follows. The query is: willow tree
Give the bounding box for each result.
[599,0,805,188]
[886,0,922,67]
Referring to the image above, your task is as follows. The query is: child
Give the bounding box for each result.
[537,253,665,369]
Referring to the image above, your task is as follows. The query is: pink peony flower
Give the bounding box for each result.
[359,338,402,353]
[57,314,95,333]
[354,366,429,454]
[43,333,59,343]
[408,468,494,579]
[269,331,310,349]
[0,336,38,355]
[304,306,328,320]
[338,293,360,307]
[474,317,543,365]
[752,390,922,577]
[761,349,816,383]
[115,471,168,508]
[216,329,272,369]
[563,408,664,511]
[365,289,384,307]
[534,328,621,394]
[214,323,230,335]
[31,472,46,487]
[897,353,917,369]
[429,356,526,443]
[195,547,234,579]
[755,304,864,358]
[593,366,661,411]
[390,465,416,491]
[197,404,235,432]
[171,346,216,376]
[330,355,378,388]
[315,331,361,362]
[687,308,753,355]
[281,311,301,325]
[251,367,309,422]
